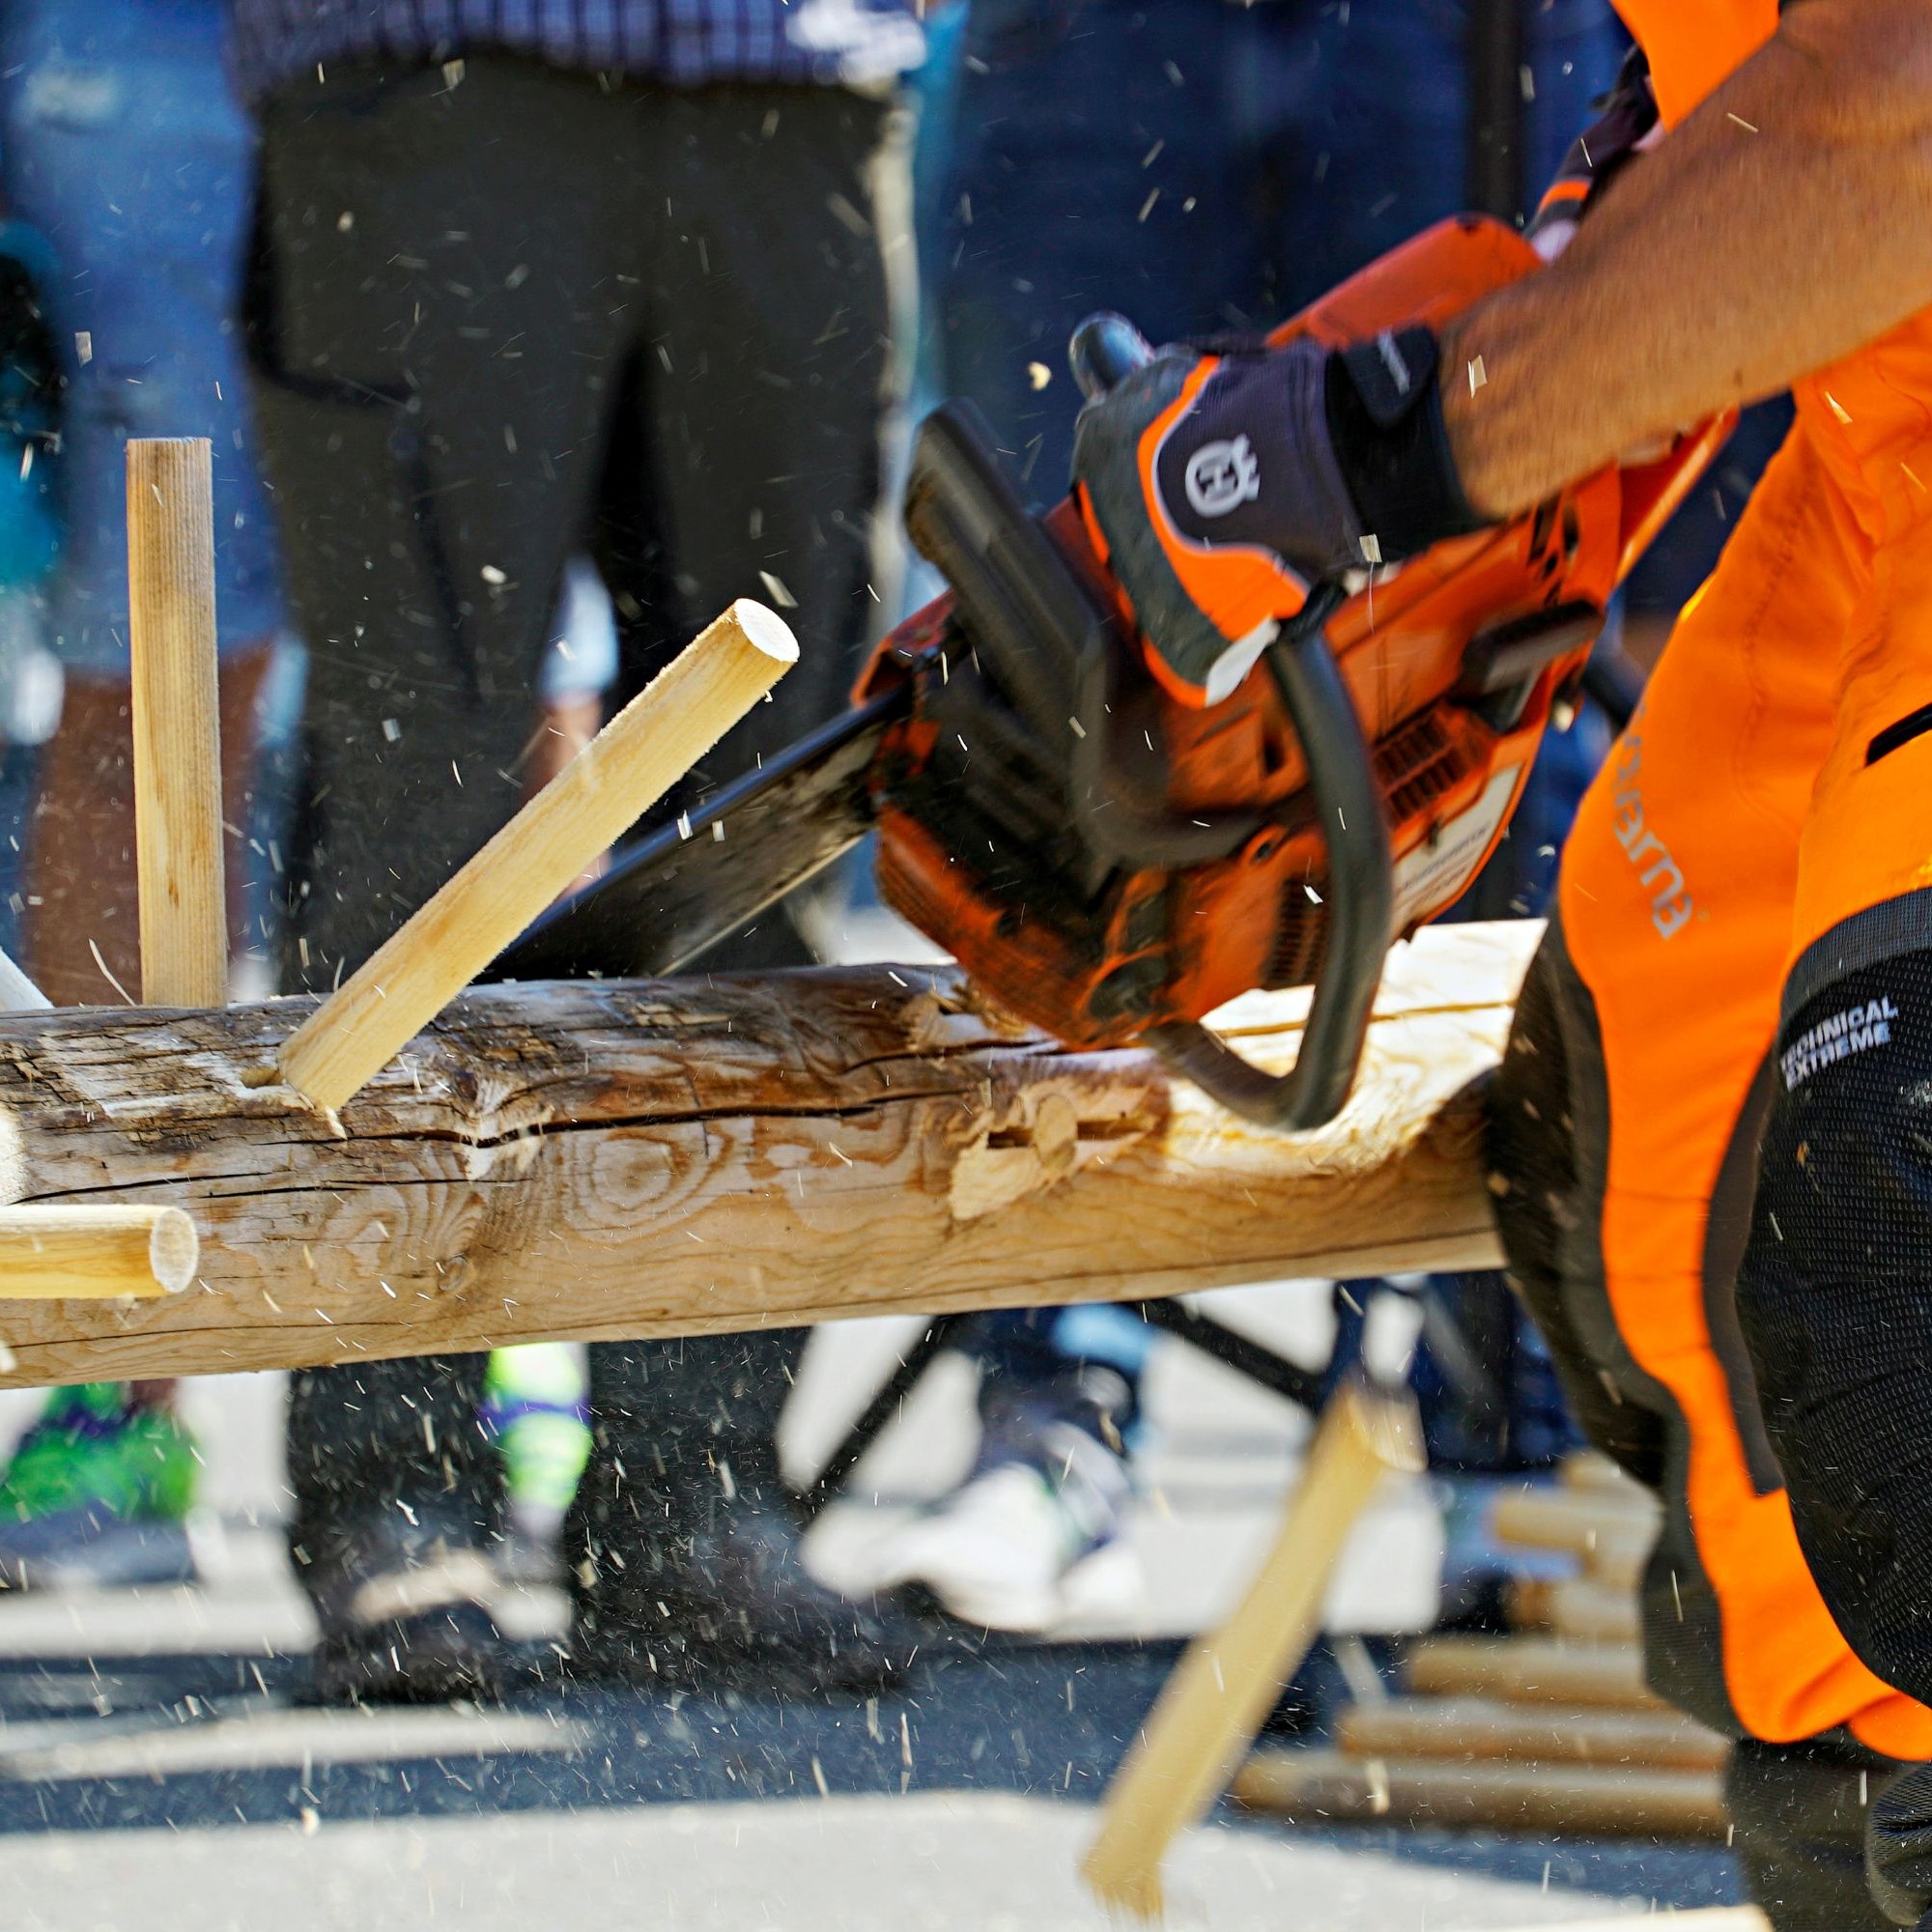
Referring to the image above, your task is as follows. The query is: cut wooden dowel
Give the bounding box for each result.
[1406,1635,1665,1710]
[1336,1695,1728,1771]
[278,599,798,1110]
[128,438,225,1009]
[1232,1748,1727,1839]
[1492,1488,1658,1576]
[0,946,48,1013]
[1084,1377,1423,1919]
[0,1206,196,1298]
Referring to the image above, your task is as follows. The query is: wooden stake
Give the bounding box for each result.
[1083,1377,1423,1919]
[1337,1695,1727,1771]
[278,600,797,1110]
[128,439,225,1009]
[0,1206,196,1298]
[1233,1747,1727,1839]
[1406,1635,1665,1710]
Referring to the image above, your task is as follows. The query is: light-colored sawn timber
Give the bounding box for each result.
[0,920,1537,1388]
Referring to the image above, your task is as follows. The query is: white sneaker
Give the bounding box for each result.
[869,1433,1143,1634]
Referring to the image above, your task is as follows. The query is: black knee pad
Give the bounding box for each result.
[1739,946,1932,1709]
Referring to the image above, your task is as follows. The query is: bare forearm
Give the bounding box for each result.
[1442,0,1932,519]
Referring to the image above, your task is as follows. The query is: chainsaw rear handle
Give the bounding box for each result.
[1150,600,1396,1130]
[1070,310,1397,1131]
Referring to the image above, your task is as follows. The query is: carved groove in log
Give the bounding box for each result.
[0,922,1538,1388]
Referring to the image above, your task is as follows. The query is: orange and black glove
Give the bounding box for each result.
[1070,324,1482,707]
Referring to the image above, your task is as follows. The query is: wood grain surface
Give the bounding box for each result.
[0,921,1537,1387]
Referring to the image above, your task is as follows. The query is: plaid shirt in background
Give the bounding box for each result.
[230,0,926,99]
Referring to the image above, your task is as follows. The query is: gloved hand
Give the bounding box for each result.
[1070,321,1482,707]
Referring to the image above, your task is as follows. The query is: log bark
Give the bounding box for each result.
[0,920,1536,1389]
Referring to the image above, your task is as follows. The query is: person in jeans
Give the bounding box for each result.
[232,2,924,1701]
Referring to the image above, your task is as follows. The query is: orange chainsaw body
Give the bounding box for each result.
[855,216,1727,1052]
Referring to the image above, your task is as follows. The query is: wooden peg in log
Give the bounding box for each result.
[128,438,226,1009]
[0,1206,197,1298]
[278,599,798,1110]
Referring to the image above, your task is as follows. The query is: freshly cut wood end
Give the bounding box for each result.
[1080,1846,1164,1924]
[147,1207,199,1293]
[726,598,800,665]
[1350,1378,1428,1475]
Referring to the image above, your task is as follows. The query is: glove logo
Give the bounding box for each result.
[1183,435,1261,520]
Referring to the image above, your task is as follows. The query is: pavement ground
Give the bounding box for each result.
[0,1284,1747,1928]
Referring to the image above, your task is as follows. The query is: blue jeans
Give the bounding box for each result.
[936,0,1630,499]
[0,0,286,669]
[932,0,1630,1435]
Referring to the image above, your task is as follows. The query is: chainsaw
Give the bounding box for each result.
[497,215,1728,1130]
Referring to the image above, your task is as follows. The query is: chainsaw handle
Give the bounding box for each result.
[1149,603,1395,1131]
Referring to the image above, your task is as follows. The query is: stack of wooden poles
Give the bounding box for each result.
[1235,1453,1732,1838]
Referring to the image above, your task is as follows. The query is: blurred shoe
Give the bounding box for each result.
[483,1344,591,1586]
[0,1385,200,1591]
[869,1398,1141,1634]
[302,1520,507,1706]
[571,1493,919,1698]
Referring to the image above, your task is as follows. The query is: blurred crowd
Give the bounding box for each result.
[0,0,1777,1706]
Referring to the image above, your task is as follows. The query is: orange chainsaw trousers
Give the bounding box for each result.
[1492,334,1932,1769]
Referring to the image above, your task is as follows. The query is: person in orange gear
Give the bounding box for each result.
[1063,3,1932,1924]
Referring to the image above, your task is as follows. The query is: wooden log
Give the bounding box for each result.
[1406,1636,1667,1711]
[1492,1492,1656,1593]
[1545,1577,1643,1643]
[1337,1695,1728,1771]
[1504,1576,1643,1642]
[127,438,225,1009]
[0,919,1536,1389]
[1084,1377,1422,1918]
[1232,1747,1727,1838]
[0,1207,197,1299]
[278,599,798,1109]
[1492,1487,1659,1556]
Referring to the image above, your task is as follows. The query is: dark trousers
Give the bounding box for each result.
[248,55,897,1577]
